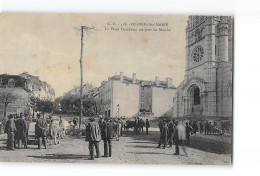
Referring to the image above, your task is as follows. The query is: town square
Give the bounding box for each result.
[0,14,232,165]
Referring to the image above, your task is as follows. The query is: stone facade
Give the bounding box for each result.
[0,73,55,119]
[173,16,233,120]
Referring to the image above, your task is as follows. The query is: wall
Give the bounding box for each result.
[0,87,30,119]
[112,80,140,118]
[151,86,176,117]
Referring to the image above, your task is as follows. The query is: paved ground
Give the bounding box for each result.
[0,121,231,165]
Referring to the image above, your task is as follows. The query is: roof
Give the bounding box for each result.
[100,74,176,89]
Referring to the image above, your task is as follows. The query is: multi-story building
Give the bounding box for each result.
[0,74,32,119]
[20,72,55,101]
[98,72,140,118]
[0,73,55,119]
[173,15,233,121]
[98,72,176,118]
[139,77,176,117]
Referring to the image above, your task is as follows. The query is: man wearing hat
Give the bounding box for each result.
[15,113,28,149]
[4,114,16,150]
[157,118,168,149]
[102,117,114,157]
[86,117,101,160]
[36,114,48,149]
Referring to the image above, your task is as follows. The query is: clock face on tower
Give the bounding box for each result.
[192,45,204,63]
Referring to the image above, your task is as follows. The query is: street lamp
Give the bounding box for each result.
[117,104,120,118]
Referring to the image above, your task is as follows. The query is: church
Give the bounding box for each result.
[172,15,233,121]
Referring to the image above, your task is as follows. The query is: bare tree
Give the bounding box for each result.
[0,88,19,118]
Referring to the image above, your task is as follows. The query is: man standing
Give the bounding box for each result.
[185,122,193,146]
[4,114,16,150]
[24,113,31,142]
[157,118,168,149]
[205,121,209,135]
[199,122,203,134]
[145,119,150,135]
[36,114,48,149]
[167,120,174,148]
[102,118,113,157]
[86,117,101,160]
[138,119,144,133]
[15,113,28,149]
[174,121,187,156]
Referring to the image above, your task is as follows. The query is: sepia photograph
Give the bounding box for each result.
[0,13,233,165]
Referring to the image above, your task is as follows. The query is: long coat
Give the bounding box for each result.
[36,118,48,137]
[4,119,16,133]
[15,118,27,138]
[86,121,101,142]
[102,121,114,140]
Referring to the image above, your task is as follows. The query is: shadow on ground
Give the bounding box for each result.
[27,154,88,160]
[123,130,232,154]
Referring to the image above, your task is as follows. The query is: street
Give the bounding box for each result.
[0,120,231,165]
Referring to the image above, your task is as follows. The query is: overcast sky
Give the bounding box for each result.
[0,13,188,97]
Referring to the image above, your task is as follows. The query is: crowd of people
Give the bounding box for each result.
[156,118,190,156]
[1,113,66,150]
[0,113,231,159]
[2,113,31,150]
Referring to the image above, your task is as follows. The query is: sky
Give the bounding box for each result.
[0,13,188,97]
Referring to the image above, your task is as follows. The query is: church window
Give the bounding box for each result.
[192,45,204,62]
[193,87,201,105]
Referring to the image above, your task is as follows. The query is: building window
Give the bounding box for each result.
[193,87,201,105]
[141,101,144,108]
[195,16,199,25]
[8,78,15,87]
[215,45,217,55]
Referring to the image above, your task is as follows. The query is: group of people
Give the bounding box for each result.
[133,117,150,135]
[3,113,31,150]
[2,112,66,150]
[157,118,194,156]
[85,117,117,160]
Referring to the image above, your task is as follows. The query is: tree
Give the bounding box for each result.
[0,88,20,118]
[35,99,54,117]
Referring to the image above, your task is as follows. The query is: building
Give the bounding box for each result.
[0,74,32,119]
[98,72,140,118]
[20,72,55,101]
[0,73,55,119]
[98,72,176,118]
[139,77,176,117]
[173,15,233,121]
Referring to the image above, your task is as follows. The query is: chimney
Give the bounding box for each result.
[166,77,173,88]
[155,76,159,86]
[132,73,136,84]
[120,72,124,83]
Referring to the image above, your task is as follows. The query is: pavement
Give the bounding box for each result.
[0,121,231,165]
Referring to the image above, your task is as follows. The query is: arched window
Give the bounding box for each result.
[8,78,15,87]
[194,87,201,105]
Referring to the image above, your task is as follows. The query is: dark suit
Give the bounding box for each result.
[4,118,16,150]
[15,118,28,149]
[102,121,113,157]
[36,118,48,149]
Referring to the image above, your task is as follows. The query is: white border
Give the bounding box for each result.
[0,0,260,176]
